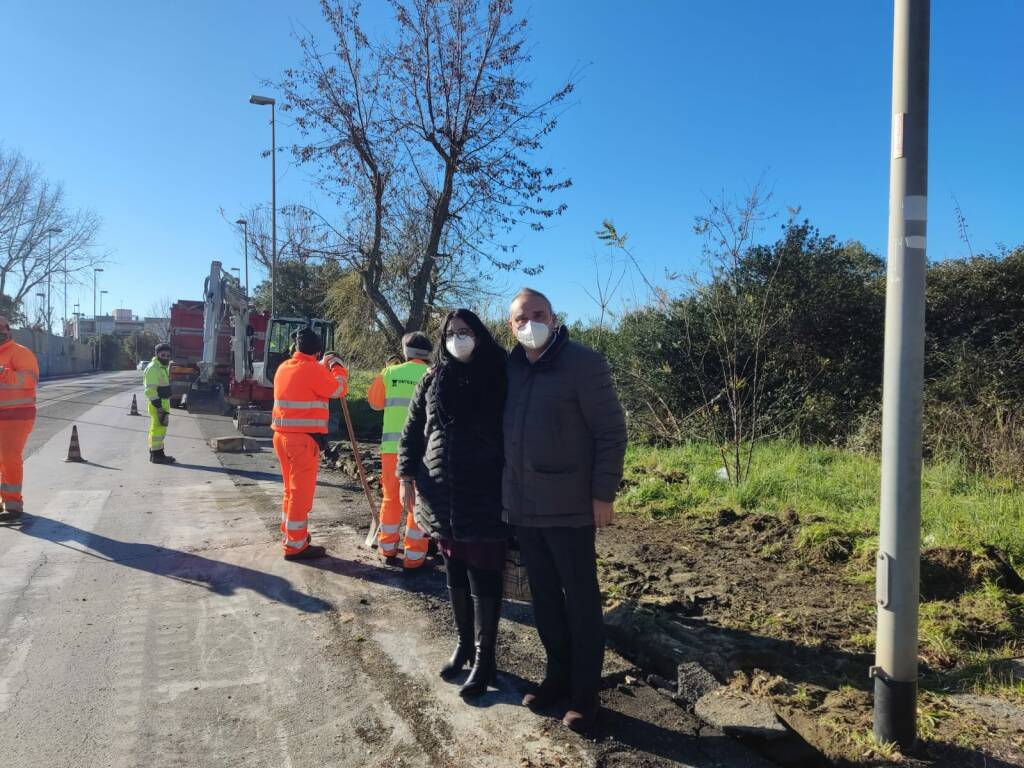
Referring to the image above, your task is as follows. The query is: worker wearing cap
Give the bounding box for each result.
[367,331,432,568]
[0,316,39,522]
[272,326,348,560]
[144,342,176,464]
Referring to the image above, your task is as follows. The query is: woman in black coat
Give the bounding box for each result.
[397,309,509,699]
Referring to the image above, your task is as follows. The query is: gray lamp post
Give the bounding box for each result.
[45,226,62,337]
[93,268,104,322]
[235,218,249,297]
[35,292,47,377]
[249,95,276,317]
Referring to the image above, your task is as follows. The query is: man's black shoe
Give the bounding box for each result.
[0,510,23,524]
[522,678,569,710]
[150,450,177,464]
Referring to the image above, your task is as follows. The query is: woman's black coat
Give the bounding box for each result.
[396,357,510,542]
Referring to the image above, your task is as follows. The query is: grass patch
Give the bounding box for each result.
[619,441,1024,562]
[919,582,1024,669]
[621,440,1024,704]
[329,369,382,441]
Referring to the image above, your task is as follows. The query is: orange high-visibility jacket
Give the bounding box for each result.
[272,352,348,434]
[0,340,40,421]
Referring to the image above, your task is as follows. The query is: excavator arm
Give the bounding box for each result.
[189,260,251,414]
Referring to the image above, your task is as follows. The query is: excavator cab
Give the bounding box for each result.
[262,317,335,384]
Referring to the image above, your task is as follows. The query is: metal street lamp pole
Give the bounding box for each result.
[35,292,47,377]
[45,227,63,336]
[235,218,249,297]
[873,0,930,751]
[93,268,104,321]
[249,95,276,317]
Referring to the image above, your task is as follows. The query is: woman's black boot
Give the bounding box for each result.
[440,588,475,680]
[459,596,501,698]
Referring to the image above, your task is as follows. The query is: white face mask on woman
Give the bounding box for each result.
[515,320,550,350]
[446,335,476,361]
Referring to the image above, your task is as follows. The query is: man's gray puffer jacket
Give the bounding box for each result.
[502,326,627,528]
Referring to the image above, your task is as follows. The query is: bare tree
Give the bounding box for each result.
[220,204,324,272]
[0,147,106,325]
[680,184,780,484]
[147,297,172,340]
[951,192,973,258]
[274,0,573,344]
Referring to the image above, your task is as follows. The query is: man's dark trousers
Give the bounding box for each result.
[517,525,604,708]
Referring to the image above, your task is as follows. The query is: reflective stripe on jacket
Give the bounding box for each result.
[143,357,171,402]
[272,352,348,434]
[377,360,428,453]
[0,340,39,418]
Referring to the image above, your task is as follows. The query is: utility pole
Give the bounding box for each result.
[873,0,930,751]
[249,95,277,317]
[235,218,249,297]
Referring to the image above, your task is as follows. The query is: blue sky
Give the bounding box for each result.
[3,0,1022,326]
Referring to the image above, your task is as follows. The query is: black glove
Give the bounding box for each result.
[158,410,169,427]
[150,399,163,411]
[310,433,329,451]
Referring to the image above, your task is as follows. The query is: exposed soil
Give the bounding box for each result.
[597,510,1024,767]
[321,440,1024,767]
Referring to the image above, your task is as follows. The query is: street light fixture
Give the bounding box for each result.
[249,94,276,316]
[235,218,249,297]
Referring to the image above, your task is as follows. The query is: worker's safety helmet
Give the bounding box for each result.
[155,342,172,356]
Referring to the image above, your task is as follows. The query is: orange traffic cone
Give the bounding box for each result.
[129,394,140,415]
[65,425,85,463]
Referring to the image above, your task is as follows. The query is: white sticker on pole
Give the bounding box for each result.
[893,113,905,159]
[905,236,927,250]
[904,195,927,221]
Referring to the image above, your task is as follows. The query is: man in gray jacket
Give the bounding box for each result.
[503,287,627,733]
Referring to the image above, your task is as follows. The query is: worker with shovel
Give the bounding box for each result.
[367,332,432,568]
[272,326,348,560]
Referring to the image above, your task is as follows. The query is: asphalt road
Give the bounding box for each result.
[29,371,146,458]
[0,372,771,768]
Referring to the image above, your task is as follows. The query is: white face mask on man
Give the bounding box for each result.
[515,320,550,350]
[446,335,476,361]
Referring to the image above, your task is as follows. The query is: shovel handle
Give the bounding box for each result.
[341,397,377,515]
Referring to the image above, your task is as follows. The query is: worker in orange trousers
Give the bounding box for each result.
[0,316,39,523]
[271,326,348,559]
[367,331,432,569]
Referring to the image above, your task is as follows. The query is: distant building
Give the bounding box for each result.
[70,310,169,341]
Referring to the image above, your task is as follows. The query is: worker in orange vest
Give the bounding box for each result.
[367,331,433,568]
[271,326,348,559]
[0,316,39,523]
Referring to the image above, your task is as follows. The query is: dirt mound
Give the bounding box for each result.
[920,546,1024,601]
[322,440,382,487]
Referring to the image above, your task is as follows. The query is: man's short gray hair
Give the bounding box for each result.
[509,287,554,316]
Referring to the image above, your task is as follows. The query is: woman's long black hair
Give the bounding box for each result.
[432,309,507,422]
[433,309,506,369]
